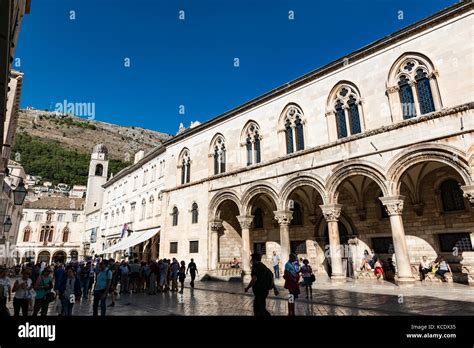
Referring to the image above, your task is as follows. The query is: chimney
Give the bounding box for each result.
[134,150,145,164]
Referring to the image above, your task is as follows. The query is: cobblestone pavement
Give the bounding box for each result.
[6,279,474,316]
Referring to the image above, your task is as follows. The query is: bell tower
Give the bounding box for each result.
[85,144,109,215]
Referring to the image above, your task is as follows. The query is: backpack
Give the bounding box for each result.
[258,263,274,292]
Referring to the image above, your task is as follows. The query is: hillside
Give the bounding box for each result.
[16,108,172,162]
[12,108,173,186]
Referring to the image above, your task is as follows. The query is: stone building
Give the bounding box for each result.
[15,197,85,264]
[93,2,474,284]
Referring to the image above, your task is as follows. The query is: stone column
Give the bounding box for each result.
[237,215,253,275]
[273,211,293,265]
[379,195,415,284]
[461,185,474,206]
[320,204,345,280]
[209,219,222,270]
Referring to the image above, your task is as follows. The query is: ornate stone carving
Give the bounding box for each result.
[236,215,253,230]
[209,219,223,232]
[386,85,400,94]
[379,196,405,216]
[461,185,474,205]
[273,211,293,226]
[319,204,342,222]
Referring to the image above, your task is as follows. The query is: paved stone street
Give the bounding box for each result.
[6,279,474,316]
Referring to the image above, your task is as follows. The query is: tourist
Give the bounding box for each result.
[31,263,40,285]
[170,258,180,292]
[53,263,65,294]
[148,260,157,295]
[178,261,186,294]
[373,258,384,280]
[93,261,112,316]
[107,259,119,307]
[230,258,240,269]
[419,256,432,280]
[32,268,54,316]
[369,249,377,269]
[272,251,280,279]
[435,256,452,282]
[244,252,279,316]
[361,250,372,270]
[158,259,168,292]
[0,267,12,316]
[186,258,198,288]
[166,259,172,291]
[58,267,82,316]
[140,261,149,293]
[119,261,130,294]
[12,269,33,316]
[300,259,314,299]
[129,259,140,293]
[283,253,300,316]
[79,262,91,300]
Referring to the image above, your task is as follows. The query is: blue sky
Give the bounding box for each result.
[15,0,457,135]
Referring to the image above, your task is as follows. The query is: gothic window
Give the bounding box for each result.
[191,203,198,224]
[253,208,263,229]
[280,104,305,154]
[141,199,146,220]
[387,54,440,120]
[242,122,262,166]
[179,149,191,184]
[440,179,465,212]
[328,84,363,139]
[23,226,31,242]
[291,202,303,226]
[62,227,70,243]
[172,207,179,226]
[40,225,54,242]
[415,69,435,114]
[212,136,226,175]
[95,164,103,176]
[148,196,154,218]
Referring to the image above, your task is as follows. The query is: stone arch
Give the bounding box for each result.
[326,160,389,203]
[386,143,472,195]
[387,52,437,87]
[241,182,281,215]
[209,189,242,219]
[280,173,328,209]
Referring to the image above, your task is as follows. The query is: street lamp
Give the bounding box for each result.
[3,216,12,233]
[13,179,27,205]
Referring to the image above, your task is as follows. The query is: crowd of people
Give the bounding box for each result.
[0,257,199,317]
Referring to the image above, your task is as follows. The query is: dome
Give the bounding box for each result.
[93,144,108,155]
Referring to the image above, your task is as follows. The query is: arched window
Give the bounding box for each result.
[327,83,363,139]
[141,199,146,220]
[242,122,262,166]
[280,105,305,154]
[291,202,303,226]
[387,53,440,120]
[148,196,154,218]
[40,225,54,242]
[95,164,104,176]
[191,203,198,224]
[440,179,465,212]
[172,207,179,226]
[211,135,226,175]
[253,208,263,229]
[179,149,191,184]
[23,226,31,242]
[62,227,70,243]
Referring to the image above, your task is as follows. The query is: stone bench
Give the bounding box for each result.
[410,264,454,282]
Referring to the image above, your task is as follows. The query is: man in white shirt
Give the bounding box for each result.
[272,251,280,279]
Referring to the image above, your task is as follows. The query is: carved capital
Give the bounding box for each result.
[237,215,253,230]
[387,85,400,94]
[461,185,474,205]
[273,210,293,226]
[319,204,342,222]
[379,195,405,216]
[209,219,223,232]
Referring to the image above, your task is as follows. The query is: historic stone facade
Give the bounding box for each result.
[94,2,474,284]
[15,197,85,264]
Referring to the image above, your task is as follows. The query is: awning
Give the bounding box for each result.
[102,227,160,254]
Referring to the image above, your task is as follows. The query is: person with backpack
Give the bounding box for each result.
[244,252,279,316]
[93,261,112,316]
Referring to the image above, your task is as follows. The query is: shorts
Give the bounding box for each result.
[303,277,312,286]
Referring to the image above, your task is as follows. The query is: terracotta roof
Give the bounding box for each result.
[25,197,85,210]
